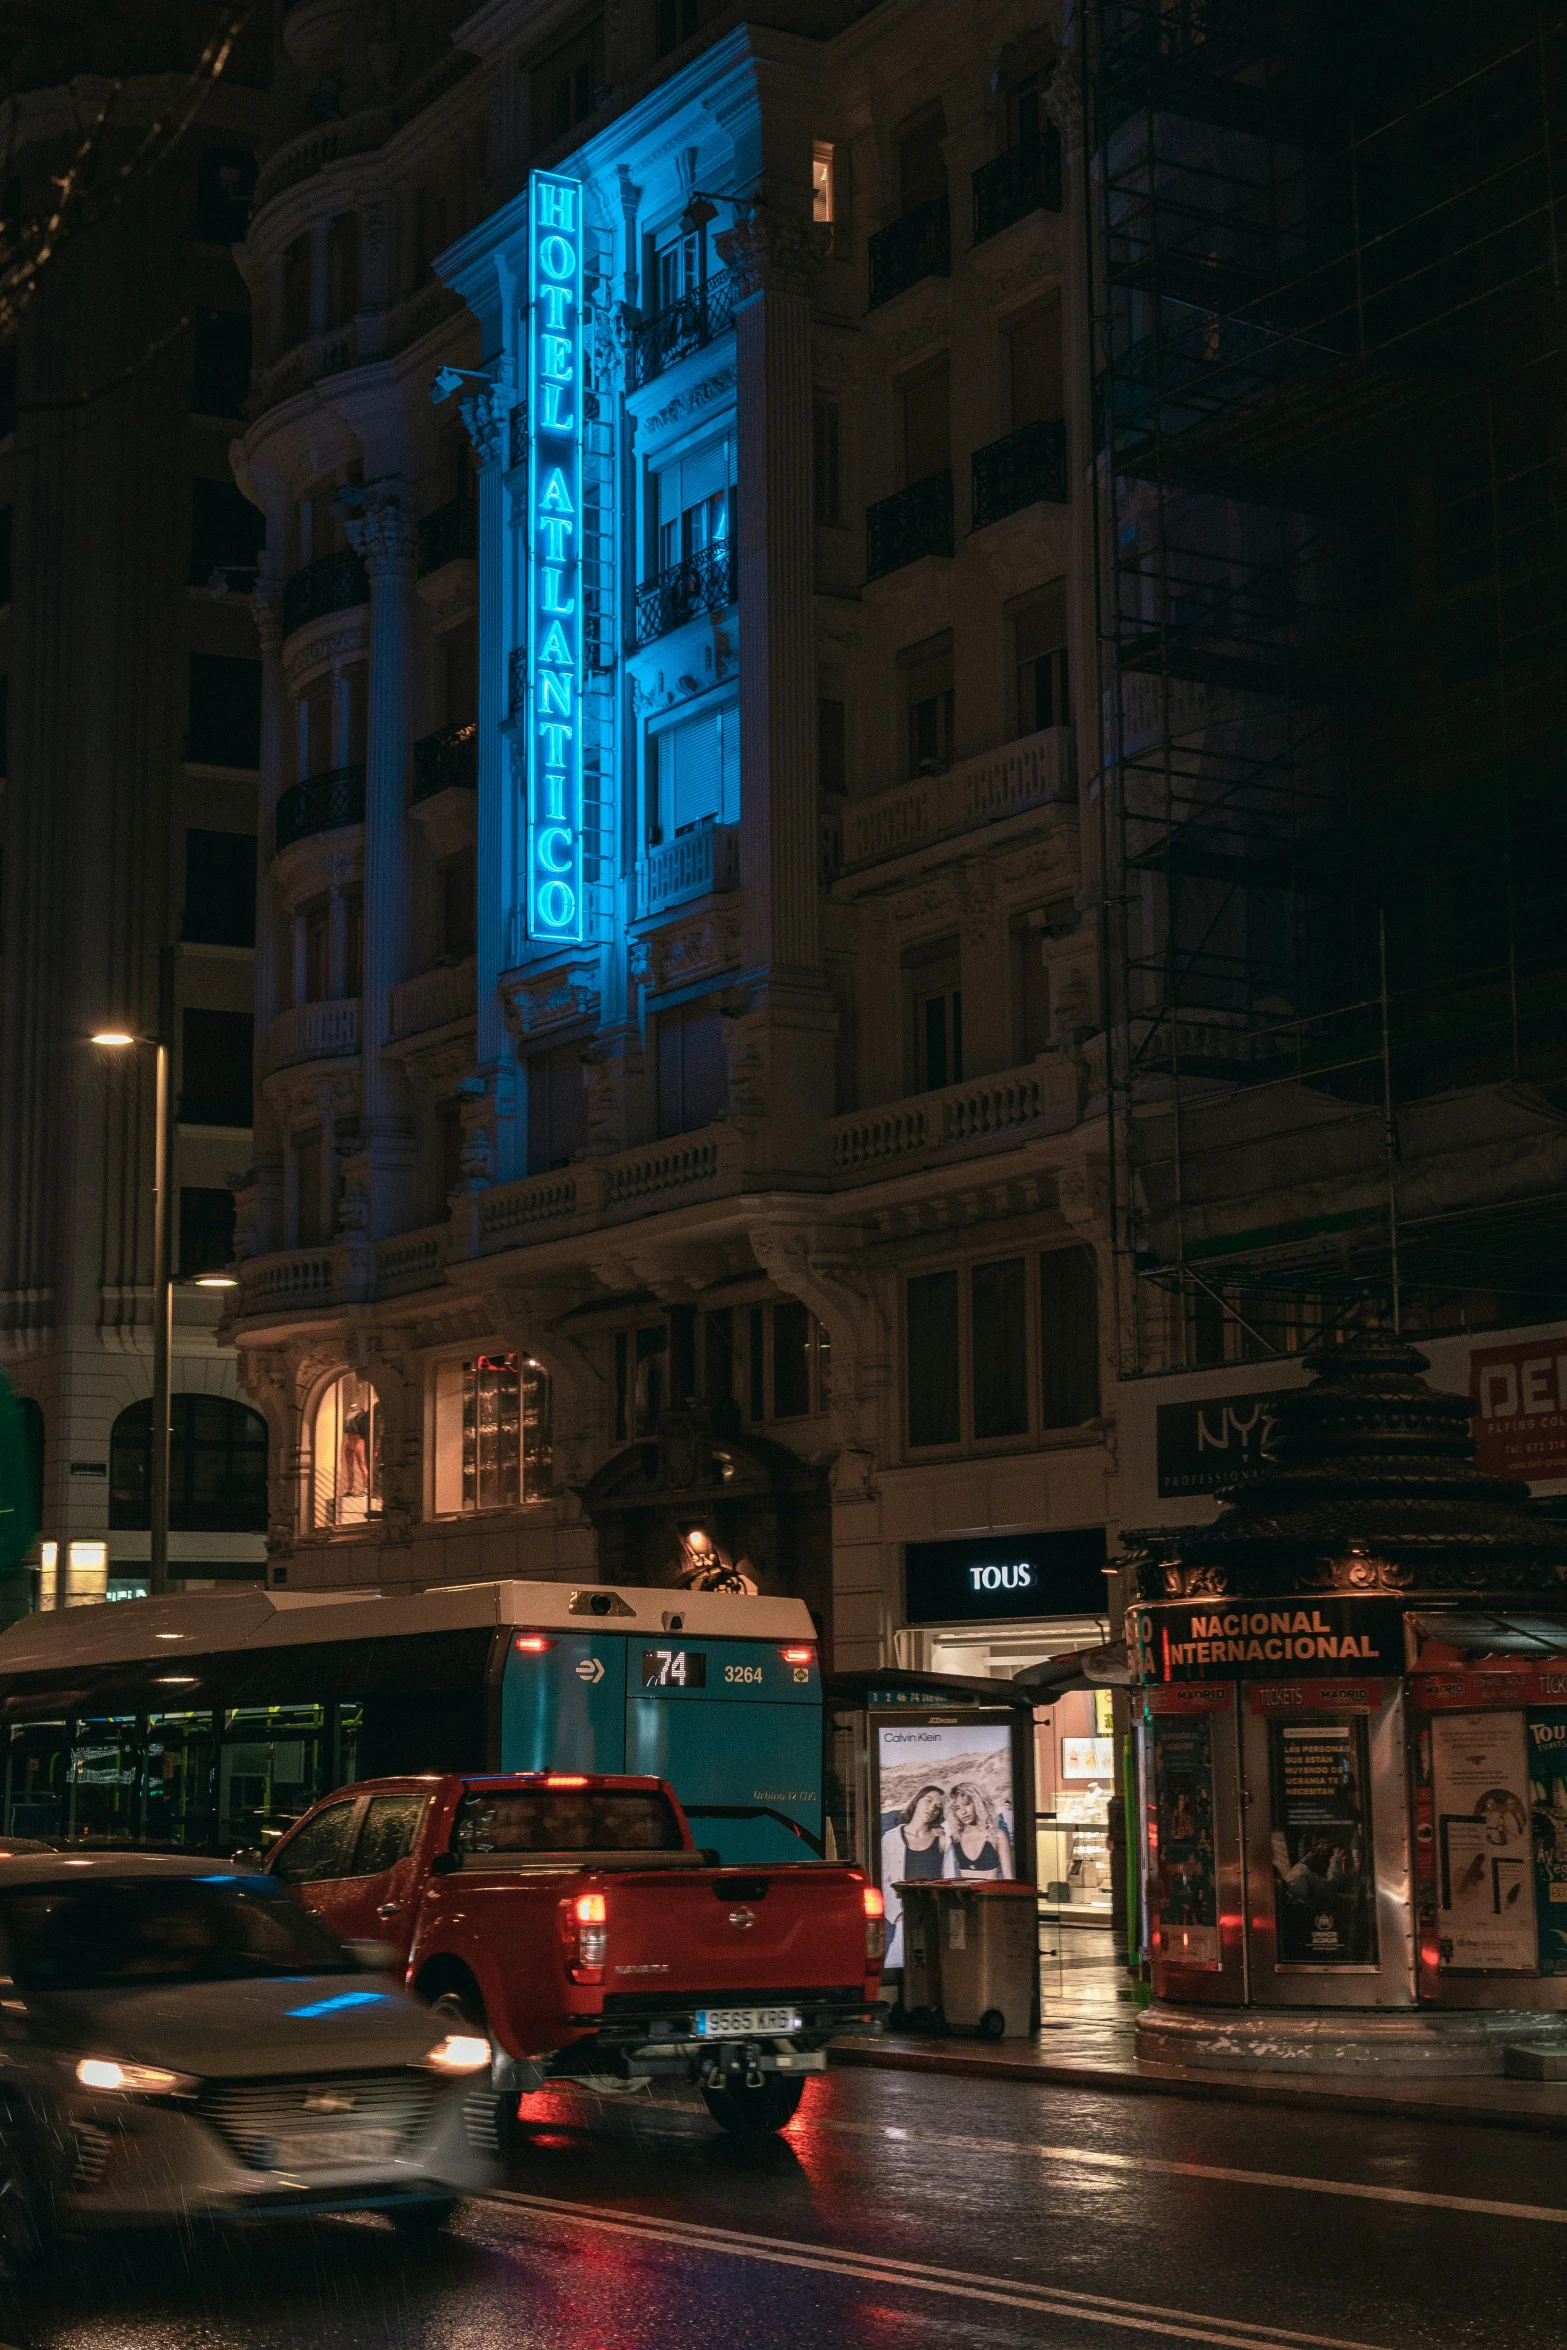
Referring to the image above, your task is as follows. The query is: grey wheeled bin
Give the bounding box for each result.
[896,1882,944,2023]
[934,1881,1038,2039]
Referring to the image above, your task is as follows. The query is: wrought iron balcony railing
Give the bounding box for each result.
[633,540,735,646]
[868,194,950,310]
[630,274,736,390]
[275,763,366,853]
[865,469,953,581]
[972,129,1063,245]
[971,419,1068,528]
[417,495,478,576]
[411,721,478,804]
[280,548,369,638]
[508,644,527,714]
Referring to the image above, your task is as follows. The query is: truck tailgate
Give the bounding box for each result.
[603,1865,865,1997]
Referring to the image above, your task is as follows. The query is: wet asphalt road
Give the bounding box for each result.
[5,2066,1566,2350]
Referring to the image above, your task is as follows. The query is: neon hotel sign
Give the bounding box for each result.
[527,170,585,947]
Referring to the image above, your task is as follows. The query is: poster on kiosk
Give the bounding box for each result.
[876,1720,1019,1968]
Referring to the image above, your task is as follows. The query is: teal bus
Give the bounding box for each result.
[0,1580,824,1865]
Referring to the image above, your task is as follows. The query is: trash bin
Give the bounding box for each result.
[896,1882,944,2021]
[935,1882,1038,2039]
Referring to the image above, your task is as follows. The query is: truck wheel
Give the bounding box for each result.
[978,2009,1006,2041]
[389,2197,458,2245]
[701,2073,806,2136]
[430,1988,523,2159]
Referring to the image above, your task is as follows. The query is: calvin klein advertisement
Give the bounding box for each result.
[1431,1711,1536,1972]
[877,1720,1017,1968]
[1151,1716,1220,1968]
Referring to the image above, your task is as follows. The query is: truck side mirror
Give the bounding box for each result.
[429,1850,460,1876]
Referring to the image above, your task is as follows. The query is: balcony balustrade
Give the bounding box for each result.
[411,721,477,804]
[275,763,365,853]
[266,997,360,1071]
[868,194,951,309]
[828,1054,1078,1179]
[389,956,476,1040]
[417,495,477,576]
[865,470,953,582]
[633,540,734,647]
[971,418,1068,528]
[280,548,368,638]
[972,129,1063,244]
[835,724,1075,872]
[630,274,736,390]
[635,821,740,919]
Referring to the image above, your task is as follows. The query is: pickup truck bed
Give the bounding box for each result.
[267,1771,885,2137]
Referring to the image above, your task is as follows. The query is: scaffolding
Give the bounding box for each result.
[1088,0,1567,1375]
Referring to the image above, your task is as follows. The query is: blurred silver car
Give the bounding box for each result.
[0,1852,497,2270]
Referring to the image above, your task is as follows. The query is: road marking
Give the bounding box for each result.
[485,2187,1390,2350]
[610,2092,1567,2230]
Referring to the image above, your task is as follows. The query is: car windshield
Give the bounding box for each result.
[455,1789,683,1854]
[0,1875,358,1992]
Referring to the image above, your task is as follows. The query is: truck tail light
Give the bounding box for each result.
[863,1884,886,1965]
[561,1890,607,1984]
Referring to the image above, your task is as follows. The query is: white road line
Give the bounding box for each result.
[614,2093,1567,2229]
[485,2187,1391,2350]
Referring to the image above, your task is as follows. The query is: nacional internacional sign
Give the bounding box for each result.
[528,168,586,949]
[1128,1596,1407,1681]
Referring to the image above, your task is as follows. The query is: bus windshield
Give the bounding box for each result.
[454,1788,683,1854]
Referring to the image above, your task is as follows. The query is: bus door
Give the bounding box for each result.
[501,1629,627,1773]
[625,1638,822,1865]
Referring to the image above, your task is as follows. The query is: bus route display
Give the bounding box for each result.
[642,1649,707,1689]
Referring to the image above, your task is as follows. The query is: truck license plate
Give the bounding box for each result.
[695,2006,801,2038]
[264,2127,402,2170]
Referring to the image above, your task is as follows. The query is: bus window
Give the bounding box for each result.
[6,1719,69,1840]
[67,1716,141,1843]
[143,1712,216,1847]
[220,1703,329,1848]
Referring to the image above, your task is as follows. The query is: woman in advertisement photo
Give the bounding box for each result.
[943,1779,1015,1880]
[881,1785,948,1893]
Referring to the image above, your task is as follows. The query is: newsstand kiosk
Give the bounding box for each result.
[1128,1335,1567,2069]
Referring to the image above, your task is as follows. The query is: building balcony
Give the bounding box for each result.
[281,549,369,638]
[236,1243,352,1320]
[866,470,953,582]
[275,763,365,853]
[972,130,1063,245]
[633,541,734,647]
[635,821,740,919]
[971,419,1068,528]
[417,495,477,576]
[828,1053,1080,1181]
[389,956,476,1040]
[411,722,477,804]
[267,997,360,1071]
[868,194,951,309]
[630,275,735,391]
[832,724,1075,874]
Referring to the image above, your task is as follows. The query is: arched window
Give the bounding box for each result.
[432,1355,551,1514]
[109,1396,268,1532]
[312,1373,382,1529]
[195,145,256,245]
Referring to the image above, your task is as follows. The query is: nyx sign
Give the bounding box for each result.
[1156,1389,1288,1498]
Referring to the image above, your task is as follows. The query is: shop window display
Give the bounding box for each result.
[432,1354,552,1513]
[311,1372,381,1529]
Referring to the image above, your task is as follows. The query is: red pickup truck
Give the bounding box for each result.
[265,1770,885,2137]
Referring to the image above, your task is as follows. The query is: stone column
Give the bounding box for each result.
[459,377,522,1185]
[249,582,286,1254]
[344,488,417,1237]
[716,202,838,1178]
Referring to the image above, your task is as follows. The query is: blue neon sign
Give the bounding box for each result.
[527,170,585,947]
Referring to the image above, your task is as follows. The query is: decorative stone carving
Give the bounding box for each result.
[641,363,737,440]
[459,378,513,469]
[342,484,418,574]
[1044,51,1084,155]
[502,956,602,1039]
[959,860,1003,950]
[715,202,830,301]
[749,1221,891,1471]
[633,909,741,997]
[283,619,368,696]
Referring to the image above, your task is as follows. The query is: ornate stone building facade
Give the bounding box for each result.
[228,0,1111,1675]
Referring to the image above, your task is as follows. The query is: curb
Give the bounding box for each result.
[827,2039,1567,2137]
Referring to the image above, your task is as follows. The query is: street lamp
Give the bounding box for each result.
[91,946,177,1598]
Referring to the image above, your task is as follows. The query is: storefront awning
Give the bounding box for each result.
[1011,1642,1130,1697]
[1409,1610,1567,1659]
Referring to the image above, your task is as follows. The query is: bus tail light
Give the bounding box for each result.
[514,1635,556,1653]
[862,1884,886,1965]
[778,1646,815,1666]
[561,1890,607,1984]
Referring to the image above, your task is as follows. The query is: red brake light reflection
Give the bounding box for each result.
[514,1635,556,1652]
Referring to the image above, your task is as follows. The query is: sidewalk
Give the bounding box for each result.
[831,1941,1567,2136]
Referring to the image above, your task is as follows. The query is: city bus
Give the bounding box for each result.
[0,1580,824,1866]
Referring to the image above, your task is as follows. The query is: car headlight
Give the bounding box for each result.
[76,2056,198,2097]
[420,2033,491,2077]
